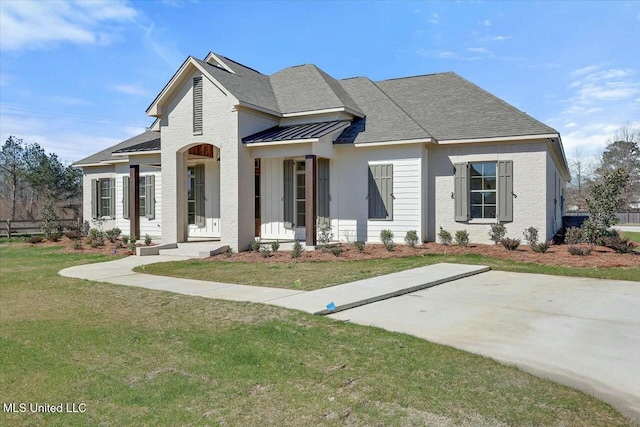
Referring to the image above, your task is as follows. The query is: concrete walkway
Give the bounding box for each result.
[59,256,488,312]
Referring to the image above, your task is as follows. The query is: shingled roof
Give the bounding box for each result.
[75,131,160,166]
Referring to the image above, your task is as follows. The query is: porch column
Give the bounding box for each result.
[129,165,140,239]
[305,154,317,246]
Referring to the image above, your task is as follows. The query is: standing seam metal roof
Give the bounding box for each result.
[243,121,349,144]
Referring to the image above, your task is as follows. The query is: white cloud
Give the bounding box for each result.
[563,67,640,115]
[491,35,510,41]
[480,19,491,27]
[467,47,491,54]
[565,122,577,128]
[429,13,439,24]
[570,64,601,77]
[0,0,137,51]
[140,23,183,68]
[561,122,622,156]
[112,84,150,97]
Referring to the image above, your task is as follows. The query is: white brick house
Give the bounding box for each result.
[75,52,570,251]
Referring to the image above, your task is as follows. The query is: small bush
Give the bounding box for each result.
[522,227,539,245]
[260,247,271,258]
[454,230,469,247]
[404,230,419,248]
[121,235,129,245]
[64,231,81,240]
[49,233,61,242]
[105,228,122,243]
[90,240,101,248]
[353,241,365,253]
[500,237,521,251]
[27,235,44,244]
[380,229,394,251]
[87,228,103,241]
[565,227,585,245]
[271,240,280,252]
[250,239,261,252]
[318,227,333,252]
[144,234,152,246]
[329,245,343,257]
[438,227,452,245]
[568,245,592,256]
[531,241,550,253]
[128,241,137,253]
[291,240,303,258]
[115,242,123,249]
[224,247,233,258]
[604,231,637,254]
[72,240,83,250]
[489,224,507,245]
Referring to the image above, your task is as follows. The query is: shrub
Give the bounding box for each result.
[522,227,539,245]
[329,245,343,257]
[250,239,261,252]
[291,240,303,258]
[353,241,365,253]
[271,240,280,252]
[454,230,469,247]
[438,227,452,245]
[27,235,44,244]
[568,245,592,256]
[565,227,585,245]
[404,230,419,248]
[531,241,550,253]
[87,228,103,241]
[380,229,394,251]
[115,242,123,249]
[121,235,129,245]
[144,234,152,246]
[603,231,637,254]
[224,247,233,258]
[64,231,81,240]
[260,247,271,258]
[318,227,333,252]
[489,224,507,245]
[72,240,82,250]
[128,241,137,253]
[500,237,521,251]
[49,232,61,242]
[105,228,122,243]
[90,240,102,248]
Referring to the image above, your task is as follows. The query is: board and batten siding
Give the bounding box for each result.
[259,157,296,240]
[114,164,162,238]
[333,144,423,244]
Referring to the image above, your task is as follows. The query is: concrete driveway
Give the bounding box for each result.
[330,271,640,422]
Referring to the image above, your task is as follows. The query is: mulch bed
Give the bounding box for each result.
[14,237,639,268]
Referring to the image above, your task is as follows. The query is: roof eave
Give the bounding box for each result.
[281,106,365,119]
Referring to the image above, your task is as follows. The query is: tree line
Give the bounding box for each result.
[0,136,82,234]
[566,123,640,211]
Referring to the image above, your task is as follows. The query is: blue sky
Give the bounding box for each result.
[1,0,639,165]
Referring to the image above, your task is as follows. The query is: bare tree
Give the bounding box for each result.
[566,147,594,211]
[0,136,26,220]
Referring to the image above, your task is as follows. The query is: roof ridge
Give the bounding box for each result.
[215,53,264,75]
[371,79,433,138]
[377,71,449,82]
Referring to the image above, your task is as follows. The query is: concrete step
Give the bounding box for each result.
[158,242,229,258]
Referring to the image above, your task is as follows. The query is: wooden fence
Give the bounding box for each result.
[1,219,81,238]
[565,211,640,224]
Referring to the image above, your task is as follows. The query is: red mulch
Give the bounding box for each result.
[17,237,639,268]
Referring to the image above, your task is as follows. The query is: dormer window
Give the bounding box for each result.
[193,76,203,134]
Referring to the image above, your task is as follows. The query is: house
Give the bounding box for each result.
[74,52,570,251]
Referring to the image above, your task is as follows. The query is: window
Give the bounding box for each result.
[454,161,512,222]
[295,161,306,227]
[368,164,393,220]
[100,179,111,217]
[469,162,496,219]
[139,176,146,218]
[193,77,203,134]
[187,167,196,225]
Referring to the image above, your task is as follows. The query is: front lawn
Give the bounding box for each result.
[138,252,640,291]
[0,244,633,426]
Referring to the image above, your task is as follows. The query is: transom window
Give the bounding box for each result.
[470,162,496,219]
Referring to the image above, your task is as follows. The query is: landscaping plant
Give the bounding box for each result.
[353,241,365,253]
[251,239,261,252]
[603,230,638,254]
[144,234,152,246]
[271,240,280,252]
[522,227,539,245]
[530,241,550,253]
[500,237,521,251]
[404,230,419,248]
[291,240,303,258]
[438,227,452,245]
[317,226,333,252]
[568,245,592,256]
[454,230,469,247]
[565,227,585,245]
[583,168,630,244]
[105,227,122,243]
[489,223,507,245]
[27,235,44,244]
[380,229,394,251]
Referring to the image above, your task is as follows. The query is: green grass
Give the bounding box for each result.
[620,231,640,243]
[137,253,640,291]
[0,244,633,426]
